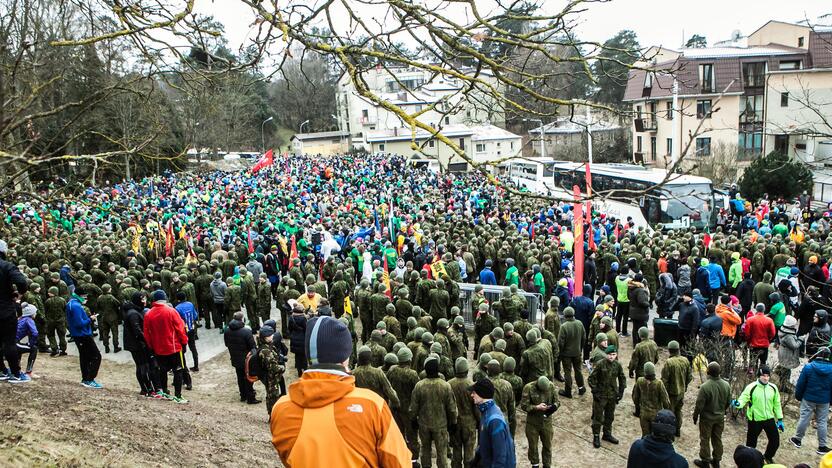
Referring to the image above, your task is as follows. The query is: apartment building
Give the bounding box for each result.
[335,64,505,150]
[624,20,832,171]
[528,113,624,160]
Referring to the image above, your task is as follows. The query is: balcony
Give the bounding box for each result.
[358,116,377,125]
[634,118,657,132]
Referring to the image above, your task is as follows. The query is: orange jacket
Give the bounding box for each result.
[715,304,742,338]
[270,370,411,468]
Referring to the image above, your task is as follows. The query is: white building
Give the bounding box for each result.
[529,114,623,160]
[336,64,505,149]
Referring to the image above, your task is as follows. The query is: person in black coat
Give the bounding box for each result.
[287,304,308,376]
[224,311,258,404]
[626,410,688,468]
[735,272,755,317]
[584,255,598,294]
[122,292,158,396]
[677,293,701,353]
[0,240,28,381]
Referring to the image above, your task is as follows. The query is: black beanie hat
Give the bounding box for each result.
[151,290,167,303]
[467,378,495,399]
[305,316,352,366]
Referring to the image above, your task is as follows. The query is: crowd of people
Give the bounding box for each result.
[1,153,832,467]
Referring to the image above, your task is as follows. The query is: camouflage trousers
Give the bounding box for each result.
[420,426,449,468]
[669,393,684,432]
[526,418,553,467]
[99,319,119,348]
[591,396,616,434]
[698,417,725,462]
[450,421,476,468]
[393,410,420,458]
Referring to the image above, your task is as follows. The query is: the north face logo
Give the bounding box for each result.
[347,404,364,413]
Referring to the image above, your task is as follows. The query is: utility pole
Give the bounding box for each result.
[670,79,680,168]
[586,105,593,165]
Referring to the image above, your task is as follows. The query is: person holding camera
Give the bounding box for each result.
[520,375,559,468]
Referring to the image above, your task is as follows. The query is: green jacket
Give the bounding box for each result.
[661,355,693,396]
[387,365,420,417]
[693,376,732,423]
[354,365,400,408]
[520,380,559,425]
[628,339,659,378]
[558,318,585,358]
[615,275,630,303]
[410,377,458,429]
[632,377,671,416]
[504,266,519,286]
[738,380,783,422]
[588,358,626,400]
[728,260,743,288]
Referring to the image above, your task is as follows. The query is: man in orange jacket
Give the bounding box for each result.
[715,294,742,340]
[270,315,412,467]
[144,290,189,403]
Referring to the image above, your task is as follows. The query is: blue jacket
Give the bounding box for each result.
[175,302,198,332]
[570,292,595,332]
[705,263,726,290]
[475,400,515,468]
[694,268,711,296]
[795,359,832,404]
[699,314,723,339]
[16,316,38,346]
[66,297,92,337]
[479,268,497,286]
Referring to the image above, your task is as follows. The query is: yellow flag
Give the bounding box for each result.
[344,296,353,316]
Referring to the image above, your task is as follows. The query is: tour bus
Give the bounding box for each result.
[507,159,715,230]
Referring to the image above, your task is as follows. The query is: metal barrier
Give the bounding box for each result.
[457,283,544,328]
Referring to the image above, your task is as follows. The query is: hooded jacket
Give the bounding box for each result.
[569,284,595,330]
[795,358,832,404]
[16,310,38,346]
[704,261,727,290]
[745,313,776,348]
[677,299,700,334]
[777,317,801,370]
[121,295,147,353]
[715,304,741,338]
[628,281,651,321]
[676,264,692,295]
[270,370,412,468]
[655,273,678,315]
[694,265,711,297]
[66,296,92,337]
[626,435,687,468]
[475,399,516,468]
[143,301,188,357]
[0,258,28,320]
[224,318,255,368]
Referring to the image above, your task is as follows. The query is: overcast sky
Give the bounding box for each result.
[200,0,831,57]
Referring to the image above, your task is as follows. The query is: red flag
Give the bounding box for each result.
[247,225,255,254]
[251,149,274,173]
[383,255,392,299]
[529,220,535,240]
[573,185,584,297]
[288,235,299,266]
[165,220,175,257]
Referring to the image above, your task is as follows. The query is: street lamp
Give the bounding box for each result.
[523,118,545,159]
[261,116,273,154]
[299,119,310,134]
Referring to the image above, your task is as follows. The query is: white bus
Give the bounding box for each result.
[507,160,715,230]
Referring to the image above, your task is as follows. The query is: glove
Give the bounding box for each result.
[776,419,784,432]
[692,414,698,425]
[731,399,740,408]
[629,370,635,379]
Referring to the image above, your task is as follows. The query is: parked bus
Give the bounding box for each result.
[507,159,715,230]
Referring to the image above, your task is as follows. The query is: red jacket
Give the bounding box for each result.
[744,313,775,348]
[143,301,188,356]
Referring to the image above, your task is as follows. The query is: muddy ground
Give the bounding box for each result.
[0,326,824,467]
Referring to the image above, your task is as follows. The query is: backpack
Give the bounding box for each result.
[245,348,261,383]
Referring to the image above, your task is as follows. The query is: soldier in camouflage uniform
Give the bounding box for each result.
[410,356,458,468]
[502,322,525,363]
[558,307,585,398]
[386,347,420,458]
[448,316,467,362]
[44,286,67,355]
[256,325,286,418]
[628,327,659,379]
[448,357,478,468]
[489,339,508,369]
[224,277,242,328]
[256,273,272,325]
[693,362,732,468]
[661,340,692,437]
[589,333,608,365]
[239,266,259,332]
[521,376,559,468]
[395,287,413,322]
[383,353,398,373]
[23,283,47,352]
[487,359,516,436]
[96,284,122,353]
[433,318,452,357]
[353,346,400,408]
[368,330,388,367]
[472,353,491,383]
[428,279,450,328]
[520,329,552,384]
[500,356,524,404]
[376,320,397,352]
[382,303,402,340]
[474,303,497,358]
[588,345,626,448]
[632,362,671,437]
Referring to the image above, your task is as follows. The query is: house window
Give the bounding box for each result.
[798,36,804,47]
[779,60,801,70]
[510,141,515,150]
[362,109,369,118]
[428,140,435,148]
[379,143,385,152]
[496,142,501,147]
[665,102,672,120]
[696,99,712,119]
[644,72,653,89]
[666,138,673,156]
[695,137,712,156]
[636,136,643,153]
[458,138,465,150]
[740,95,763,123]
[738,131,763,154]
[444,116,450,125]
[414,104,422,112]
[699,64,714,92]
[650,137,657,161]
[780,92,789,107]
[742,62,766,88]
[475,143,486,152]
[636,105,643,118]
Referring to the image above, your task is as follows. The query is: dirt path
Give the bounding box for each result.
[0,330,823,467]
